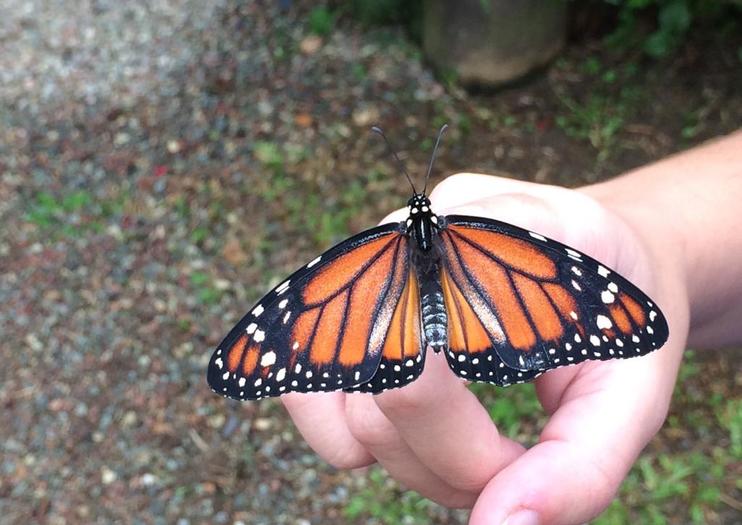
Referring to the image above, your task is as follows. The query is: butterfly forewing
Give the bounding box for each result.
[437,215,669,380]
[207,223,411,400]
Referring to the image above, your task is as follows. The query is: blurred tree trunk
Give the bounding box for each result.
[423,0,567,87]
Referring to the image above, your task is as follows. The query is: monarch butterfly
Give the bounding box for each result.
[208,126,668,400]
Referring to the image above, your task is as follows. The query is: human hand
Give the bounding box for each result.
[282,173,690,525]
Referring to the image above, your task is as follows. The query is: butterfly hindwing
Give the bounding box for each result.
[344,263,425,394]
[438,215,668,378]
[207,222,413,400]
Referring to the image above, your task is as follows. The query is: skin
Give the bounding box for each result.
[282,130,742,525]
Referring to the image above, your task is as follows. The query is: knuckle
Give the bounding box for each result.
[374,385,428,416]
[322,446,373,470]
[344,399,393,448]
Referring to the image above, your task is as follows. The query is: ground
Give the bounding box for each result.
[0,1,740,524]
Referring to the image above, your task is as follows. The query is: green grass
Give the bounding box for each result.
[25,189,123,239]
[308,6,336,37]
[555,59,644,161]
[190,271,223,305]
[469,382,543,442]
[345,467,434,524]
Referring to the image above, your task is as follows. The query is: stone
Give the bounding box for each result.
[423,0,566,87]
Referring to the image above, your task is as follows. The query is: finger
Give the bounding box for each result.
[428,173,541,209]
[470,342,684,525]
[281,392,374,469]
[345,392,477,508]
[370,351,525,493]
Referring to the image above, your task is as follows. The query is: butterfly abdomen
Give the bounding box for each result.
[419,273,448,353]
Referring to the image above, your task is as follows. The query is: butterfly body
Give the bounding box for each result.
[208,191,668,401]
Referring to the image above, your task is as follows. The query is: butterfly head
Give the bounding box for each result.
[405,193,440,251]
[407,193,432,216]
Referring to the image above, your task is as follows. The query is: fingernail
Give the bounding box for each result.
[502,509,540,525]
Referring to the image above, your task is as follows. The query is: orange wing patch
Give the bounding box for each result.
[226,334,248,372]
[291,307,321,353]
[619,293,646,327]
[449,225,557,280]
[452,235,536,350]
[609,303,633,334]
[441,266,491,353]
[303,235,396,305]
[512,274,563,341]
[338,244,398,367]
[543,283,578,320]
[381,271,421,361]
[308,289,349,365]
[242,344,260,376]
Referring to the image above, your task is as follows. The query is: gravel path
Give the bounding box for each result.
[0,2,464,523]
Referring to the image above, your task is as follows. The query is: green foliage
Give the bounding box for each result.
[308,6,336,37]
[596,450,727,525]
[345,467,433,524]
[719,398,742,459]
[469,382,542,441]
[604,0,740,58]
[253,141,285,171]
[26,189,121,238]
[346,0,423,36]
[555,58,643,160]
[189,271,223,305]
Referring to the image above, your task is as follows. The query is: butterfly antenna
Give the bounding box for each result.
[371,126,417,194]
[422,124,448,195]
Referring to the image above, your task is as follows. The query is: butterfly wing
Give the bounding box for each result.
[437,215,669,383]
[344,262,425,394]
[208,222,420,400]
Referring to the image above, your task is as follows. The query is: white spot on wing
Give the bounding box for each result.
[307,256,321,268]
[529,231,547,241]
[278,298,289,309]
[649,310,657,321]
[260,351,276,367]
[252,304,264,317]
[571,280,582,291]
[596,315,612,330]
[215,357,223,369]
[608,282,618,293]
[590,335,601,346]
[598,265,610,278]
[276,280,290,295]
[601,290,615,304]
[246,323,257,334]
[238,377,246,387]
[253,329,265,343]
[276,368,286,382]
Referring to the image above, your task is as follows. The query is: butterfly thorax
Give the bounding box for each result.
[405,194,440,252]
